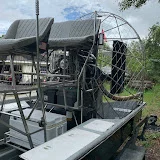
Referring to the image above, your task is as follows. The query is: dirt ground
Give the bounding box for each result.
[145,137,160,160]
[137,129,160,160]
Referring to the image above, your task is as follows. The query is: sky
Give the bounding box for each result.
[0,0,160,38]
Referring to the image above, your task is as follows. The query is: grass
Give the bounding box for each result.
[137,131,160,148]
[137,83,160,159]
[143,84,160,123]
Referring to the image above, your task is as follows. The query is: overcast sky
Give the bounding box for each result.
[0,0,159,38]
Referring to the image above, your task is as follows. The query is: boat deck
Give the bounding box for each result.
[20,102,145,160]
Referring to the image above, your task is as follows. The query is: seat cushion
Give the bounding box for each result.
[0,37,35,52]
[49,36,93,48]
[0,18,54,54]
[49,19,101,49]
[15,18,53,41]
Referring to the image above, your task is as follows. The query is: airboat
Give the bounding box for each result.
[0,1,147,160]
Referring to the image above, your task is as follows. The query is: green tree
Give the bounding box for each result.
[127,40,146,77]
[145,23,160,82]
[119,0,160,10]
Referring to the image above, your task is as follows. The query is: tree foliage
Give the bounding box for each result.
[119,0,160,10]
[127,40,145,77]
[126,23,160,82]
[145,23,160,82]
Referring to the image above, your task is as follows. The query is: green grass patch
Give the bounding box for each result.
[137,131,160,148]
[143,84,160,123]
[137,84,160,149]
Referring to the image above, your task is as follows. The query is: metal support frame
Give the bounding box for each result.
[26,98,39,120]
[31,55,34,85]
[35,0,47,142]
[14,92,34,148]
[0,93,6,112]
[9,54,34,148]
[0,50,48,150]
[76,11,97,124]
[0,15,49,149]
[63,47,67,109]
[80,66,86,124]
[0,48,75,150]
